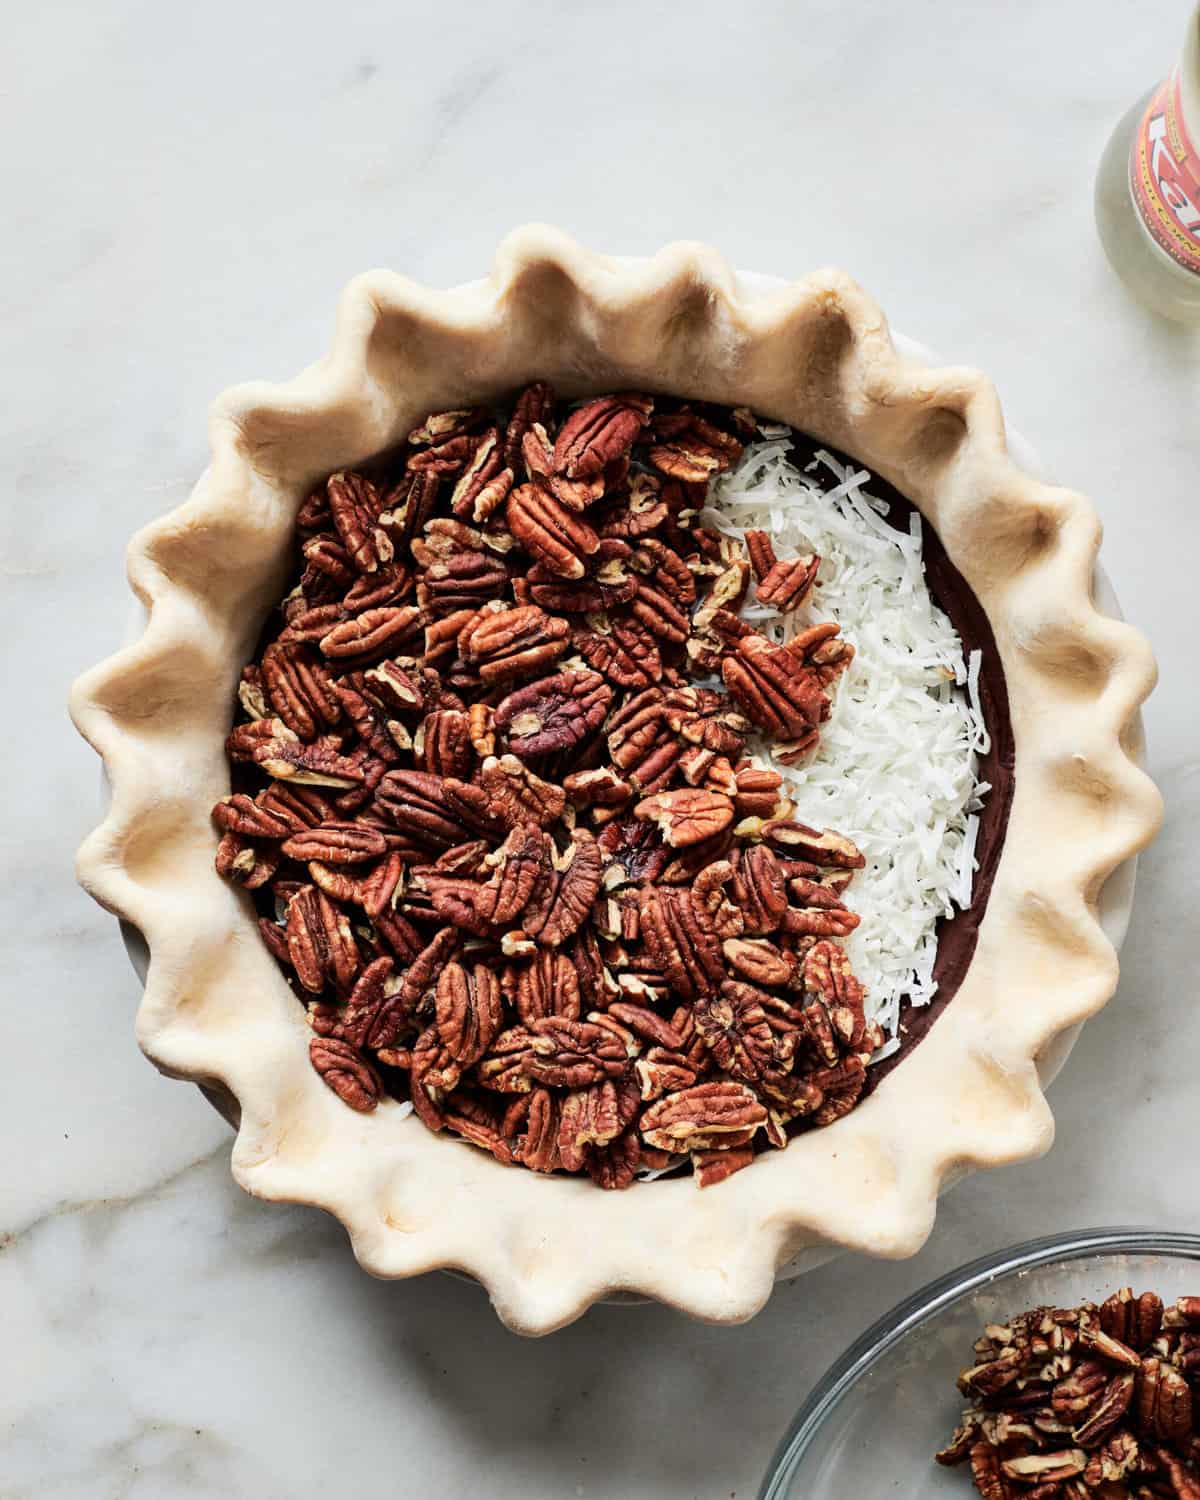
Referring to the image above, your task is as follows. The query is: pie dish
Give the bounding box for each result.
[70,226,1161,1333]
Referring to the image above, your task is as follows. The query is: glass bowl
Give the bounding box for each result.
[759,1228,1200,1498]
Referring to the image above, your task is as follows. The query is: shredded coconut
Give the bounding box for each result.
[707,437,988,1041]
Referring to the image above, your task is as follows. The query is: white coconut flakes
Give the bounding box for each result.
[705,431,990,1043]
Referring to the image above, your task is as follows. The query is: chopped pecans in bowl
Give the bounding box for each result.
[939,1290,1200,1497]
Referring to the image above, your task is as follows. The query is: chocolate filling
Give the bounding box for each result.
[789,437,1015,1092]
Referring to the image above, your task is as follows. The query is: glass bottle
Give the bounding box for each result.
[1094,3,1200,324]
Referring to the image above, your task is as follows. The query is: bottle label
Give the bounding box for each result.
[1129,69,1200,276]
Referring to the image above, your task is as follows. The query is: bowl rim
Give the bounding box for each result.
[759,1225,1200,1497]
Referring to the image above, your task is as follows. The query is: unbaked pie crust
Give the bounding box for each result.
[71,227,1161,1334]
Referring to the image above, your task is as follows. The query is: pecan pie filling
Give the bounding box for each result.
[212,386,1011,1189]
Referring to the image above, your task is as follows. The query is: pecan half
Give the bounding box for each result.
[521,422,607,511]
[1101,1288,1165,1352]
[1073,1372,1135,1447]
[596,814,669,886]
[692,1146,755,1189]
[330,679,401,765]
[722,936,797,989]
[442,1093,514,1165]
[343,560,415,614]
[606,687,682,793]
[261,642,340,740]
[212,790,302,839]
[379,470,440,552]
[472,756,564,831]
[1137,1357,1193,1443]
[1155,1446,1200,1499]
[514,1086,561,1171]
[414,709,476,779]
[634,787,734,849]
[639,1081,766,1152]
[476,1027,537,1094]
[967,1441,1010,1500]
[408,1027,462,1130]
[512,949,582,1025]
[557,1078,625,1171]
[227,718,364,788]
[494,668,612,760]
[503,381,554,471]
[809,1057,867,1126]
[646,408,743,483]
[762,820,866,872]
[327,471,393,574]
[632,536,696,605]
[408,407,488,450]
[745,530,820,612]
[237,664,271,720]
[563,766,633,813]
[309,1036,382,1112]
[820,960,880,1056]
[422,609,475,672]
[691,860,744,940]
[598,472,668,539]
[782,876,860,937]
[529,538,637,615]
[721,632,827,744]
[436,961,504,1067]
[376,768,484,850]
[662,686,749,756]
[1083,1430,1140,1486]
[458,603,570,683]
[477,825,546,925]
[692,560,752,637]
[629,576,690,644]
[634,1047,698,1101]
[506,483,600,578]
[281,821,388,865]
[1001,1450,1085,1484]
[320,605,424,663]
[413,515,509,566]
[586,1129,641,1190]
[574,616,663,689]
[449,431,513,522]
[693,981,776,1083]
[639,886,725,1001]
[418,551,510,615]
[553,393,652,481]
[731,844,788,935]
[361,658,425,714]
[522,830,603,946]
[286,885,360,994]
[523,1017,627,1089]
[214,832,278,890]
[337,956,409,1050]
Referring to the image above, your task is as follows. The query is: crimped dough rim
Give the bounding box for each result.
[70,226,1161,1335]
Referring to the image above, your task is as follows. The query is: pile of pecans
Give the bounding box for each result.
[213,384,884,1189]
[938,1290,1200,1497]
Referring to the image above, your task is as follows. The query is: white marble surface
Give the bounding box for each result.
[6,0,1200,1494]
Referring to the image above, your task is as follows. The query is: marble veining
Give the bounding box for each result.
[5,0,1198,1493]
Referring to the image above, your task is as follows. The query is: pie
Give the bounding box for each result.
[71,228,1161,1332]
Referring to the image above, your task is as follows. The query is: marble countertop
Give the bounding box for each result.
[7,0,1199,1494]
